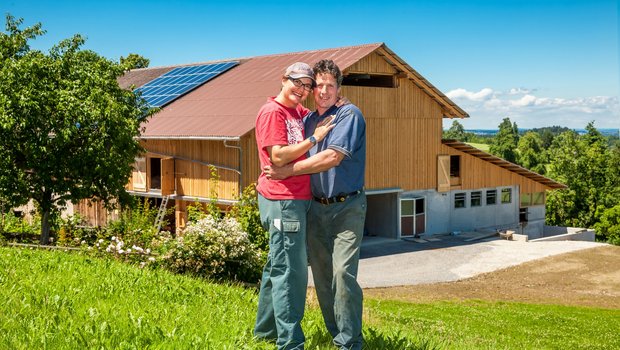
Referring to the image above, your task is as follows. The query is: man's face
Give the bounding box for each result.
[313,72,340,112]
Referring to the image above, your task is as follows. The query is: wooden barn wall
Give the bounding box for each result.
[438,144,550,193]
[75,199,118,227]
[241,132,261,189]
[335,52,445,191]
[136,139,242,200]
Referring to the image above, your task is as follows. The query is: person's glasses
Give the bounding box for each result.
[287,77,314,92]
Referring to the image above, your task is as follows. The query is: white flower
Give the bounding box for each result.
[118,249,125,254]
[148,257,156,262]
[98,239,104,244]
[81,240,86,245]
[111,236,116,241]
[126,249,132,254]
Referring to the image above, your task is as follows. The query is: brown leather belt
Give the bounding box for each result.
[313,190,361,205]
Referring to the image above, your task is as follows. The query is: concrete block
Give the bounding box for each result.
[511,233,529,242]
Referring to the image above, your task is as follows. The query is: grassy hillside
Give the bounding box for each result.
[1,247,617,349]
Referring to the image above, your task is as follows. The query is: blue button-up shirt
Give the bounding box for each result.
[304,104,366,198]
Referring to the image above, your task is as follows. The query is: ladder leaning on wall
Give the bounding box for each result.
[154,196,169,232]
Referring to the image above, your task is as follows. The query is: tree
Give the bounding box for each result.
[489,117,519,163]
[594,204,620,245]
[443,120,467,141]
[545,123,620,231]
[0,15,153,243]
[120,53,150,70]
[516,131,547,174]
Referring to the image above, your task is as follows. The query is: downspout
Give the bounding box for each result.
[224,140,243,195]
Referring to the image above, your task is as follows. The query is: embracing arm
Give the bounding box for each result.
[265,148,345,179]
[267,116,334,167]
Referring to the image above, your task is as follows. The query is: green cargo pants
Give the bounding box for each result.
[254,194,310,350]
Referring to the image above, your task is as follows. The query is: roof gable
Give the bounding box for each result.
[124,43,466,139]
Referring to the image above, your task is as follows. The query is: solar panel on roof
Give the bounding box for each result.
[135,61,238,107]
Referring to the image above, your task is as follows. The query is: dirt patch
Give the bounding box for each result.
[364,245,620,309]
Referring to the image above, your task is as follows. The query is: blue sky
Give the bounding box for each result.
[4,0,619,129]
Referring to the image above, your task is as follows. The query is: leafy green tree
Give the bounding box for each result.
[0,15,153,244]
[490,117,519,163]
[545,123,620,231]
[594,204,620,245]
[443,120,467,141]
[120,53,149,70]
[516,131,547,174]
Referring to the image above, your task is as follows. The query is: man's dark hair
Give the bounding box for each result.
[313,59,343,87]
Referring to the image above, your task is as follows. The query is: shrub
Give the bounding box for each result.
[105,198,163,248]
[56,214,103,247]
[0,210,41,243]
[160,215,263,283]
[227,184,268,252]
[594,204,620,245]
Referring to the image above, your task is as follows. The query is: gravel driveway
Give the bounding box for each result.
[308,234,605,288]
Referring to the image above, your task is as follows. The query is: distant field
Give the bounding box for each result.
[466,142,490,151]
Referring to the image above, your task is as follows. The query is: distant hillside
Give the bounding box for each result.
[464,128,619,137]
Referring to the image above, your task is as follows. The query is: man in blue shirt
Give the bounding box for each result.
[265,59,366,350]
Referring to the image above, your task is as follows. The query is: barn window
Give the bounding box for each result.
[450,155,460,177]
[454,192,466,208]
[486,190,497,205]
[520,193,532,206]
[519,208,529,222]
[150,157,162,190]
[501,188,512,204]
[342,73,396,88]
[470,191,482,207]
[533,192,545,205]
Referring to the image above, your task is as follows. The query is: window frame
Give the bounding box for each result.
[501,188,512,204]
[454,192,466,208]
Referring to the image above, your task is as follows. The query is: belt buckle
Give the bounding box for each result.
[319,197,330,205]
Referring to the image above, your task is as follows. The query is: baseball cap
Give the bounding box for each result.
[284,62,315,83]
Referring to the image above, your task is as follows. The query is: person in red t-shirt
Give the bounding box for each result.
[253,62,334,350]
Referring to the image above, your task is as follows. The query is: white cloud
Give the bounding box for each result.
[446,87,494,101]
[444,87,620,129]
[508,87,535,95]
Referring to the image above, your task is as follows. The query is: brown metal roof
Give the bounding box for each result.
[123,43,466,139]
[118,66,175,90]
[135,43,382,139]
[442,140,567,189]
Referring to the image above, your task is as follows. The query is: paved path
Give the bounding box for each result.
[308,234,605,288]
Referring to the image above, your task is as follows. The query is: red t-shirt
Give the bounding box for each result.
[255,97,311,200]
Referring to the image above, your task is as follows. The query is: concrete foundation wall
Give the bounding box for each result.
[404,186,519,236]
[521,205,545,238]
[531,228,595,242]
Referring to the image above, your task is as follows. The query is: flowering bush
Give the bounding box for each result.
[227,184,268,253]
[161,216,264,283]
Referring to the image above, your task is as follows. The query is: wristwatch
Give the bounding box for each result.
[308,135,317,145]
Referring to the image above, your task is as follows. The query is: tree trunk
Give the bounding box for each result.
[40,209,51,245]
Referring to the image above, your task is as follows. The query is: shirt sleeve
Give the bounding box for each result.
[256,109,288,149]
[326,105,366,158]
[298,104,311,118]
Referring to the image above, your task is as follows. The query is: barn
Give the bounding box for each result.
[78,43,565,239]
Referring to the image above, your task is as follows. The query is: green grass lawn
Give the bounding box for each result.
[1,247,618,349]
[465,142,490,152]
